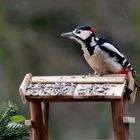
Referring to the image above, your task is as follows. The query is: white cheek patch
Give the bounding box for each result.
[73,30,91,40]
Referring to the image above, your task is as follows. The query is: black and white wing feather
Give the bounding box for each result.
[97,38,134,71]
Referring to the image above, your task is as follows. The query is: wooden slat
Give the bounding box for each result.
[127,71,137,103]
[31,74,126,84]
[25,119,32,126]
[26,96,122,102]
[103,82,126,97]
[123,117,135,123]
[19,73,32,104]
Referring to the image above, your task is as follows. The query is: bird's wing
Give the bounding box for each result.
[97,39,133,70]
[100,41,140,89]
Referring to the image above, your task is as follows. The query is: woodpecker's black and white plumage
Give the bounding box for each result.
[61,25,140,89]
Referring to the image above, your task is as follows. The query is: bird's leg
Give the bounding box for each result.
[84,71,98,77]
[89,71,98,76]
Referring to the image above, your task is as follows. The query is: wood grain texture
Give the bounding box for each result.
[26,96,121,102]
[30,101,44,140]
[19,73,32,104]
[42,102,49,140]
[31,74,126,84]
[127,71,137,103]
[111,97,130,140]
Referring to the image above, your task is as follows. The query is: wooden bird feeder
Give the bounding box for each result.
[19,73,137,140]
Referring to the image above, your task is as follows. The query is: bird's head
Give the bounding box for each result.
[61,25,95,46]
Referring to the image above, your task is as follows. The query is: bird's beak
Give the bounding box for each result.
[61,32,75,38]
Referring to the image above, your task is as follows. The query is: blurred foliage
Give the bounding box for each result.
[0,101,30,140]
[0,0,140,139]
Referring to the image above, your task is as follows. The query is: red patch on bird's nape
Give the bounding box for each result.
[90,27,95,33]
[118,69,132,76]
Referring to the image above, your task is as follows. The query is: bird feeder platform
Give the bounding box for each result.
[19,73,137,140]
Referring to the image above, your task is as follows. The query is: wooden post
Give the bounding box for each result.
[123,97,130,138]
[111,97,129,140]
[30,101,44,140]
[42,102,49,140]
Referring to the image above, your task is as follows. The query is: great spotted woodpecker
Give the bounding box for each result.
[61,25,140,89]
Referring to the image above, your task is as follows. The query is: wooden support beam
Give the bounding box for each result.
[25,119,32,126]
[123,97,130,139]
[111,97,129,140]
[30,101,44,140]
[123,117,135,123]
[19,73,32,104]
[42,102,49,140]
[127,72,137,103]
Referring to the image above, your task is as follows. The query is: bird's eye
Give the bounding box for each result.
[76,30,81,34]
